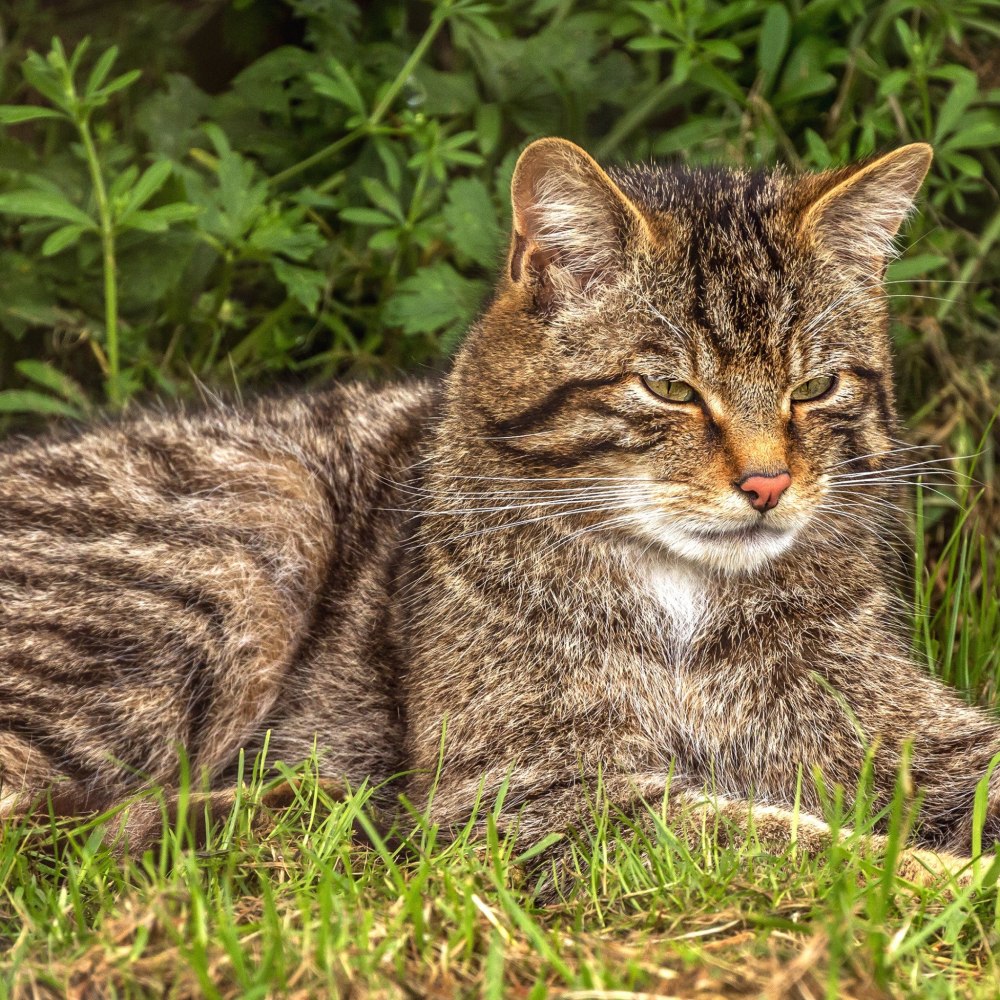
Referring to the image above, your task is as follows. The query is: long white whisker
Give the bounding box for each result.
[824,444,938,472]
[381,489,646,518]
[412,499,657,547]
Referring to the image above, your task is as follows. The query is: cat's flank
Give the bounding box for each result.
[1,138,998,878]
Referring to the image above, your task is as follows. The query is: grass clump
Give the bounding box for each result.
[3,759,1000,999]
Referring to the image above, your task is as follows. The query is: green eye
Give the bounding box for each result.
[791,374,836,402]
[642,376,697,403]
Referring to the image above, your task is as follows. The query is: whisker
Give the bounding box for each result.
[410,500,656,548]
[824,444,938,472]
[380,489,646,519]
[539,510,657,556]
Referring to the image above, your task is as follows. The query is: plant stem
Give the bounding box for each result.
[77,116,120,406]
[594,75,682,159]
[269,6,452,189]
[936,208,1000,323]
[201,253,235,374]
[219,297,298,374]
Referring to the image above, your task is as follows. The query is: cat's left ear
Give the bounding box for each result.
[799,143,933,270]
[508,137,651,306]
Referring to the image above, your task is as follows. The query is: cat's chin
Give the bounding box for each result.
[631,517,801,575]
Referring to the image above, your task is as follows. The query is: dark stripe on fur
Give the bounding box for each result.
[487,375,627,436]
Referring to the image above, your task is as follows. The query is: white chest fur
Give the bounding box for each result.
[646,562,709,657]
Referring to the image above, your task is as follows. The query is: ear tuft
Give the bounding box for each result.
[799,143,933,270]
[509,138,648,303]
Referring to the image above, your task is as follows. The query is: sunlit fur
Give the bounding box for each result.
[1,140,998,882]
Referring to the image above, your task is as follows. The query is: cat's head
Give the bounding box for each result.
[446,138,932,574]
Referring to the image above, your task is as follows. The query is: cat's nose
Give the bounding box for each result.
[737,471,791,512]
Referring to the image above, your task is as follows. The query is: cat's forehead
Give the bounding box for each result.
[610,162,789,222]
[610,165,857,368]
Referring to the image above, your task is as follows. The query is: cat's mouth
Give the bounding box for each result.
[632,508,804,573]
[670,516,803,573]
[688,520,787,542]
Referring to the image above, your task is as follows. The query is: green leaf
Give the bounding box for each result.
[701,39,742,61]
[0,389,82,419]
[802,128,832,168]
[249,215,323,260]
[688,62,744,101]
[877,70,911,99]
[942,120,1000,151]
[701,0,759,32]
[513,832,564,863]
[95,69,141,100]
[372,139,403,192]
[669,48,692,86]
[942,151,983,178]
[109,164,139,202]
[121,203,200,232]
[933,71,978,144]
[774,71,836,107]
[443,178,502,269]
[340,207,397,227]
[475,103,502,155]
[120,160,174,219]
[41,223,89,255]
[119,212,169,233]
[368,228,403,253]
[652,117,731,155]
[360,177,404,223]
[0,190,95,227]
[626,36,676,52]
[15,360,91,411]
[65,37,91,78]
[85,46,119,98]
[0,105,66,124]
[757,4,791,84]
[307,58,365,114]
[22,51,72,111]
[384,261,487,339]
[139,203,201,223]
[272,259,325,313]
[886,253,948,282]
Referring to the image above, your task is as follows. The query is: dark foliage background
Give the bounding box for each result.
[0,0,997,541]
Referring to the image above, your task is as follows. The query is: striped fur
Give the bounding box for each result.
[2,139,998,880]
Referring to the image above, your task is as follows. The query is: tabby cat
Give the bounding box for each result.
[2,138,998,881]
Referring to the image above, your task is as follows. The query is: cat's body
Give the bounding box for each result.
[2,138,999,871]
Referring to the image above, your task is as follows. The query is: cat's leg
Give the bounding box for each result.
[427,771,973,892]
[667,791,973,888]
[847,670,1000,856]
[906,727,1000,855]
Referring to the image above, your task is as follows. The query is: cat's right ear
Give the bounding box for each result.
[798,143,933,272]
[509,138,650,307]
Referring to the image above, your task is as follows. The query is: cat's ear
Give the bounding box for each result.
[509,137,649,304]
[799,143,933,271]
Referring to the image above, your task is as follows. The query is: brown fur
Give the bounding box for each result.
[0,139,996,885]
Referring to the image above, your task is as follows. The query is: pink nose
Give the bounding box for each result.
[738,472,791,512]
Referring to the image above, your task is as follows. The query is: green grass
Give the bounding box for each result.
[3,761,1000,998]
[2,478,999,1000]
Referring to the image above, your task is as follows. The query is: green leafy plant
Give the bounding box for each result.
[0,0,994,422]
[0,38,198,405]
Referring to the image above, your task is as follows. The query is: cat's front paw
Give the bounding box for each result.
[895,847,975,889]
